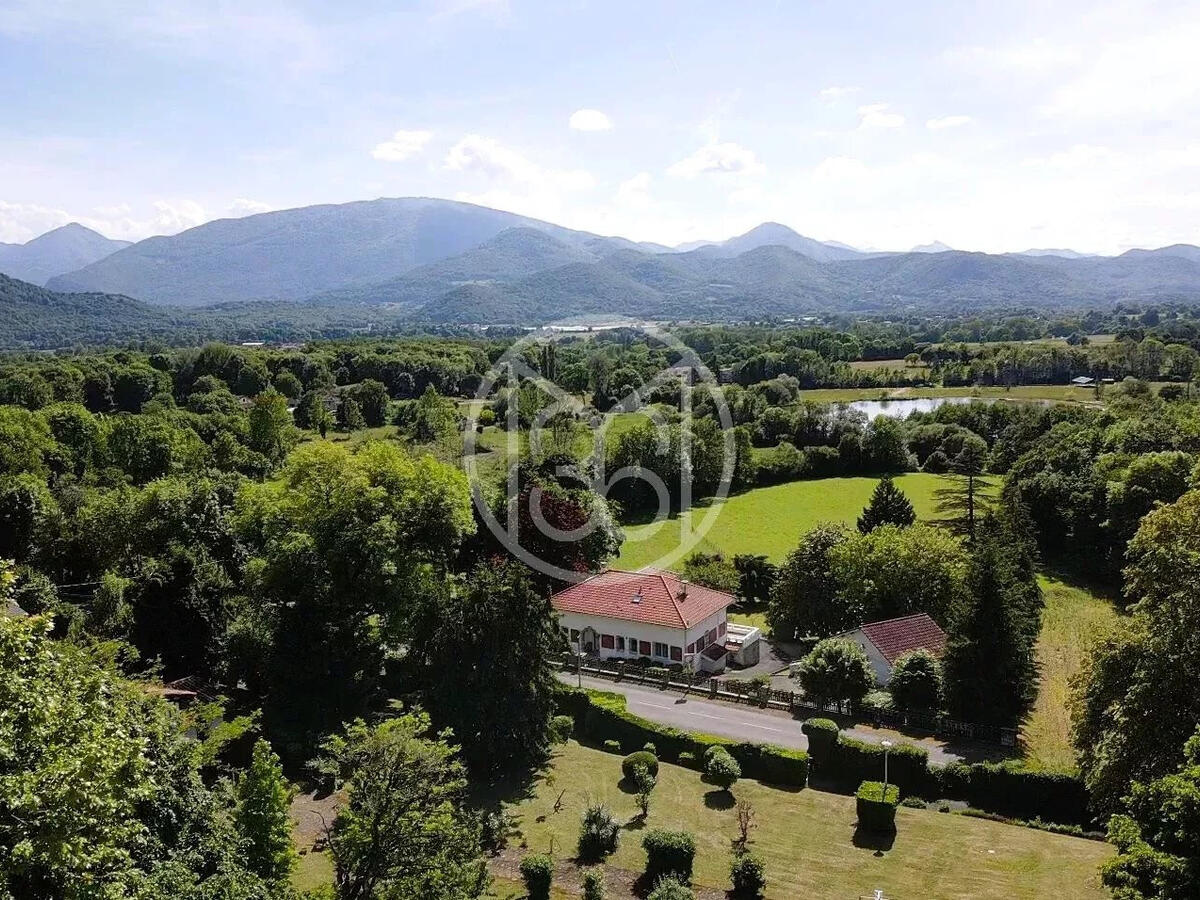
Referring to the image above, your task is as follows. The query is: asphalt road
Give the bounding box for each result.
[562,673,964,764]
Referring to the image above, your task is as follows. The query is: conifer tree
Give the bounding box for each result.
[856,475,916,533]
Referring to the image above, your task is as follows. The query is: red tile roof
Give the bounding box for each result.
[551,569,735,629]
[858,613,947,664]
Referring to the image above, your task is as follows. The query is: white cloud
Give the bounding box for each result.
[227,198,272,217]
[444,134,593,190]
[569,108,613,132]
[0,197,208,243]
[614,172,651,209]
[371,129,433,162]
[943,39,1082,75]
[812,156,870,182]
[667,142,765,178]
[926,115,973,130]
[857,103,905,129]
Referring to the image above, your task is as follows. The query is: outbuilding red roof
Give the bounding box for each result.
[858,613,947,664]
[551,569,735,629]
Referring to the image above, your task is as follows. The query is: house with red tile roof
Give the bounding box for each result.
[551,569,745,673]
[835,613,947,685]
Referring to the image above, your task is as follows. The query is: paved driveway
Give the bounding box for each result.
[562,673,970,765]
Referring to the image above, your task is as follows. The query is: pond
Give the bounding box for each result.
[838,396,983,419]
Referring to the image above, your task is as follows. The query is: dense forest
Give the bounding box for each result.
[2,321,1200,898]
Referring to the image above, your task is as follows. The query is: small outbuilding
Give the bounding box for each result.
[1071,375,1096,386]
[834,613,947,685]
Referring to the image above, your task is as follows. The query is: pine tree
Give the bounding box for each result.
[935,438,992,541]
[942,516,1040,724]
[235,738,297,883]
[856,476,916,533]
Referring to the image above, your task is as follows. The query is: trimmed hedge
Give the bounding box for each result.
[643,829,696,883]
[817,735,929,795]
[622,750,660,781]
[549,714,574,743]
[558,686,810,788]
[929,762,1090,826]
[856,780,899,832]
[800,718,838,760]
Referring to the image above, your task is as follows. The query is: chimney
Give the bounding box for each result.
[632,591,642,605]
[678,578,688,600]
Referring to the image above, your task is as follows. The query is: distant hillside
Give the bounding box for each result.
[0,272,169,348]
[35,196,1200,323]
[679,222,863,262]
[47,198,636,306]
[0,223,129,285]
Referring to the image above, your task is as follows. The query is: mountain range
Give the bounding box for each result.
[0,223,130,285]
[0,197,1196,328]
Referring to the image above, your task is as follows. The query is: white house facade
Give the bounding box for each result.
[551,569,742,673]
[832,613,947,686]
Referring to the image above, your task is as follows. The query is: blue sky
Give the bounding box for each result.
[1,0,1198,253]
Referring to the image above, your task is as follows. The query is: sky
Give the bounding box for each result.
[1,0,1199,254]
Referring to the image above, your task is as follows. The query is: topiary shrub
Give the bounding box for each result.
[729,851,767,898]
[519,853,553,900]
[705,746,741,791]
[888,649,943,712]
[801,718,839,761]
[577,801,619,861]
[643,742,657,756]
[678,751,697,768]
[622,750,660,781]
[855,780,899,832]
[603,739,621,753]
[647,875,694,900]
[582,868,605,900]
[549,714,574,744]
[643,829,696,884]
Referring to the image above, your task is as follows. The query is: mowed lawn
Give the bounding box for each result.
[1020,574,1121,772]
[614,473,954,570]
[504,742,1110,900]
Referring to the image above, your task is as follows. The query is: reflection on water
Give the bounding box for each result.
[839,396,981,419]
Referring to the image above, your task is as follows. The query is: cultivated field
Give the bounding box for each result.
[498,742,1111,899]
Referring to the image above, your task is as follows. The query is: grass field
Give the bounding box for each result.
[613,472,958,570]
[502,742,1110,900]
[1020,573,1121,772]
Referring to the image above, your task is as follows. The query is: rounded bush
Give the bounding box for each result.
[643,829,696,884]
[729,852,767,898]
[622,750,660,781]
[519,853,553,900]
[705,747,741,791]
[549,714,574,744]
[602,739,621,753]
[678,751,697,768]
[643,742,657,756]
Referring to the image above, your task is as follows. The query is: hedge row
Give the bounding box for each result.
[557,686,810,788]
[855,780,899,832]
[804,718,1091,826]
[554,687,1091,827]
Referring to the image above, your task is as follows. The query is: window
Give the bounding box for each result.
[616,636,625,651]
[696,634,706,651]
[686,642,695,655]
[718,621,727,636]
[670,646,682,662]
[707,627,718,643]
[629,636,639,653]
[600,634,615,649]
[570,629,580,643]
[639,640,651,656]
[652,642,668,658]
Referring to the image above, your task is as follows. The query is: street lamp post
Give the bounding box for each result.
[881,740,893,797]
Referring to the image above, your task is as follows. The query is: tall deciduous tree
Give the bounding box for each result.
[1073,489,1200,813]
[792,638,874,707]
[856,476,916,533]
[768,523,853,640]
[420,561,559,774]
[315,713,489,900]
